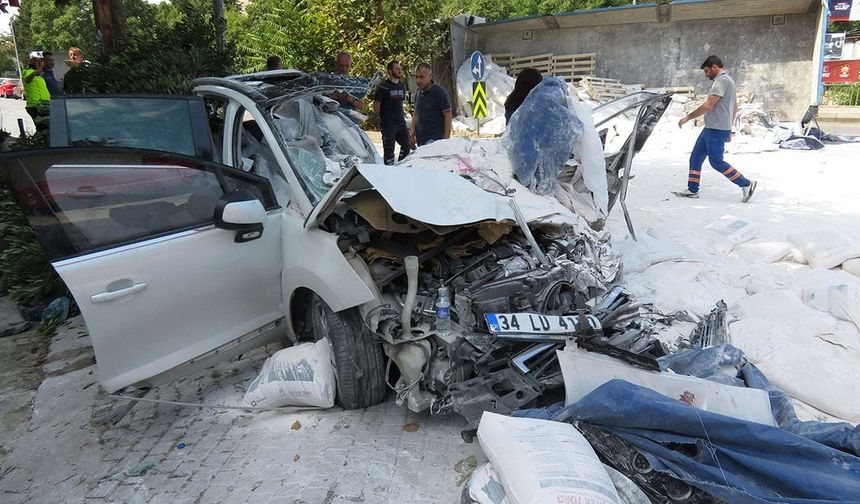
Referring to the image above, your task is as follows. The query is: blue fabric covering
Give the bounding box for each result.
[658,344,746,386]
[741,363,860,457]
[657,344,860,457]
[533,380,860,503]
[504,77,583,195]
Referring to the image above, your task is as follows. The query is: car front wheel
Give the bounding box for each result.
[309,294,387,409]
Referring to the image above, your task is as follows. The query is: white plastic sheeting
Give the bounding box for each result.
[557,346,778,426]
[395,137,609,228]
[455,56,515,119]
[567,97,609,216]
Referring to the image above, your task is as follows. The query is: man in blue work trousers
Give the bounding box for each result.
[675,55,757,202]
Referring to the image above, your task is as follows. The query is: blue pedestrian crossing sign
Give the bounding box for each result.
[470,51,485,81]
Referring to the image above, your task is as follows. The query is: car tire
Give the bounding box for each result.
[308,294,386,409]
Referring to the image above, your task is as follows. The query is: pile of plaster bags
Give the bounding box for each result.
[463,343,860,504]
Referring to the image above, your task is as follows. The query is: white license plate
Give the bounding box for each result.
[484,313,600,334]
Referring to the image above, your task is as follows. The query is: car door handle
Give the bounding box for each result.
[91,282,147,304]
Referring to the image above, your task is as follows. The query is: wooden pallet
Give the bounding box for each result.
[487,52,514,70]
[552,53,596,83]
[508,53,554,76]
[581,76,628,101]
[662,86,695,96]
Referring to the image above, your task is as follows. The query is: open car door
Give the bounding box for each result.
[1,148,285,393]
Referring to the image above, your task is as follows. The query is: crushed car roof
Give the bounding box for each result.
[193,70,383,107]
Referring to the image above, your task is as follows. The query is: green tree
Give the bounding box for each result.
[0,35,19,76]
[440,0,635,21]
[232,0,449,76]
[65,0,235,94]
[11,0,98,62]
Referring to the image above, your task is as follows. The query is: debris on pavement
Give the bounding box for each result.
[241,339,336,409]
[557,345,777,426]
[475,412,621,504]
[788,228,860,269]
[454,454,478,487]
[125,459,156,477]
[41,296,70,324]
[520,380,860,503]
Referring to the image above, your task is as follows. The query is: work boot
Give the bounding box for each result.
[672,189,699,198]
[742,180,757,203]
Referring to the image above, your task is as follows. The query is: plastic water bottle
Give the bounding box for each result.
[435,287,451,335]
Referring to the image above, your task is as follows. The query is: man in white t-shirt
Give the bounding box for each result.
[676,55,757,202]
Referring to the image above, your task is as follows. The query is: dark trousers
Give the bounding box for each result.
[26,106,49,132]
[382,122,410,165]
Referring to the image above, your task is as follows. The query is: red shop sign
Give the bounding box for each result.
[823,59,860,83]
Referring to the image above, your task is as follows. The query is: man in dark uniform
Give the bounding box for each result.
[373,60,410,164]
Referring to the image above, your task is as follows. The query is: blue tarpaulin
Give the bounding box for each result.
[503,77,584,195]
[534,380,860,503]
[657,344,860,457]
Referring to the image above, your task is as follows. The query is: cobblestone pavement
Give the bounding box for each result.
[0,316,486,503]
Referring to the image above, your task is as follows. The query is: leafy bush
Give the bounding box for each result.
[823,82,860,107]
[66,0,234,95]
[0,189,66,306]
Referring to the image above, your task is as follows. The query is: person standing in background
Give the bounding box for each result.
[411,63,451,147]
[676,55,756,202]
[42,52,60,96]
[22,51,51,131]
[373,60,410,164]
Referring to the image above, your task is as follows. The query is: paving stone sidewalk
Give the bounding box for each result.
[0,316,485,503]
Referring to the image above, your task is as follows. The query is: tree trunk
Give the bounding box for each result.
[91,0,127,55]
[213,0,226,54]
[373,0,383,23]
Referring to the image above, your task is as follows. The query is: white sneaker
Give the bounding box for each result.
[742,180,757,203]
[672,189,699,198]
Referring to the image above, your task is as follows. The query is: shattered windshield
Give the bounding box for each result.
[270,95,382,205]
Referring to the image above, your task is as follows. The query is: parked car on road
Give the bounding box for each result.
[1,71,671,427]
[0,78,23,99]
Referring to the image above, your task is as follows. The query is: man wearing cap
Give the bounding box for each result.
[22,51,51,130]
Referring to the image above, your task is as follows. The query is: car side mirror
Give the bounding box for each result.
[214,190,266,243]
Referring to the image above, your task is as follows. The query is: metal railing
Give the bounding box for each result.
[822,83,860,106]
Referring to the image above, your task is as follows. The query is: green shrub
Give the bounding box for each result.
[0,189,67,306]
[823,82,860,107]
[66,0,234,95]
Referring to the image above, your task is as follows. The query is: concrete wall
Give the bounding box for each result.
[474,13,818,119]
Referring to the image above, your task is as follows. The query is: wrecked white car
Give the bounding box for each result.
[0,71,671,427]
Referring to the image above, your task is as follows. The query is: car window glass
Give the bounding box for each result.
[271,97,378,205]
[65,98,196,156]
[42,164,223,251]
[203,97,228,163]
[3,149,280,260]
[235,107,291,206]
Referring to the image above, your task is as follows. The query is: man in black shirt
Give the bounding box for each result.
[411,63,452,147]
[373,60,410,164]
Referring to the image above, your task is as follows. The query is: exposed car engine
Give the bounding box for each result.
[326,207,663,429]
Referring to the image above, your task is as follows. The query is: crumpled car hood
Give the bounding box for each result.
[305,162,582,230]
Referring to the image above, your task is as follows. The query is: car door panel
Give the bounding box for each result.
[1,148,284,393]
[56,217,284,392]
